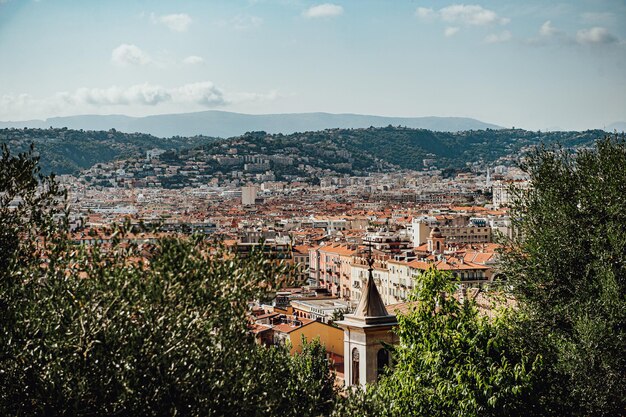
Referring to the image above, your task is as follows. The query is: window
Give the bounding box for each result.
[377,348,389,380]
[352,348,360,386]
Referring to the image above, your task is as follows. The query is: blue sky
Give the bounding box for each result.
[0,0,624,130]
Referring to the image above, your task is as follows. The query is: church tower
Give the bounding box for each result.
[336,246,398,388]
[427,227,445,254]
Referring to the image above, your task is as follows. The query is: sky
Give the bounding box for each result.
[0,0,625,130]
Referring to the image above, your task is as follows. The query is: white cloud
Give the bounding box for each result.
[527,21,566,46]
[183,55,204,65]
[444,27,460,37]
[1,93,31,110]
[0,81,283,120]
[303,3,343,19]
[173,82,226,106]
[111,44,151,67]
[68,82,225,107]
[415,7,434,19]
[0,84,174,121]
[153,13,192,32]
[231,15,263,30]
[73,84,172,106]
[441,4,508,26]
[529,21,621,47]
[576,27,618,45]
[539,20,559,37]
[484,30,511,44]
[417,4,509,26]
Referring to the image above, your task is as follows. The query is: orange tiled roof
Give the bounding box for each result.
[292,245,312,255]
[319,244,356,256]
[272,317,315,334]
[249,323,272,334]
[407,256,489,271]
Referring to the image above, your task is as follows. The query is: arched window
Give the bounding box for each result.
[352,348,360,386]
[377,348,389,379]
[436,241,441,252]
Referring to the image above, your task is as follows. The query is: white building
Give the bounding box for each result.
[411,216,438,246]
[411,217,492,247]
[492,180,529,209]
[146,148,166,161]
[241,185,257,206]
[350,255,390,304]
[386,259,414,304]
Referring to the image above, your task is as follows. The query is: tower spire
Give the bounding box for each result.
[336,239,397,388]
[353,239,389,318]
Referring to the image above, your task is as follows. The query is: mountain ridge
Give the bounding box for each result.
[0,110,503,137]
[607,121,626,132]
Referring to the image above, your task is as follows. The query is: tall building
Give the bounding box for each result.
[241,185,257,206]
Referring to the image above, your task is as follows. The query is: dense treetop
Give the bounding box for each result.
[500,136,626,416]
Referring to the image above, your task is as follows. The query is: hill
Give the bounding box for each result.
[0,111,502,138]
[0,126,609,180]
[328,126,607,170]
[0,128,215,175]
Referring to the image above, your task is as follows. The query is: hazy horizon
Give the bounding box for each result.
[1,0,625,131]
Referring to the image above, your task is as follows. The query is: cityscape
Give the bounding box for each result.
[1,1,625,416]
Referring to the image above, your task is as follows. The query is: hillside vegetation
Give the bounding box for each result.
[0,128,215,175]
[0,126,607,176]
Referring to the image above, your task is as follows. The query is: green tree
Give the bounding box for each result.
[0,146,337,416]
[330,308,347,325]
[0,143,67,280]
[335,268,541,417]
[500,136,626,416]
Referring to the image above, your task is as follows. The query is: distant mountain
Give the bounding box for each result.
[607,122,626,133]
[0,111,503,137]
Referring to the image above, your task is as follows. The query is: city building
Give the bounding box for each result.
[241,185,257,206]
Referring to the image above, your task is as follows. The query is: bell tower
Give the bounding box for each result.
[427,227,445,254]
[336,243,398,388]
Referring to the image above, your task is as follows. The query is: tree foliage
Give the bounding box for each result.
[0,143,67,277]
[0,146,336,416]
[335,269,541,417]
[500,136,626,416]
